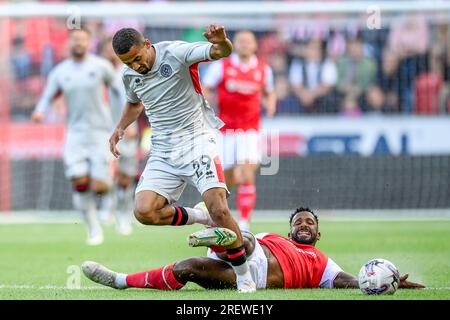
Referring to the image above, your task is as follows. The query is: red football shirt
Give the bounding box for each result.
[215,56,268,131]
[257,233,329,288]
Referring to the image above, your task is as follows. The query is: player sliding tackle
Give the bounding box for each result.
[108,25,256,292]
[83,208,425,291]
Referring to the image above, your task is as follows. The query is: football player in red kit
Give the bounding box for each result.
[82,208,425,291]
[203,30,277,231]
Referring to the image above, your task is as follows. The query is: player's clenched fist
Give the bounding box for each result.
[203,24,227,44]
[204,24,233,60]
[109,128,125,158]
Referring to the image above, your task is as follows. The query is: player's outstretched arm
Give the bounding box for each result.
[333,271,426,289]
[203,24,233,60]
[32,70,61,123]
[264,91,277,118]
[109,101,144,158]
[333,271,359,289]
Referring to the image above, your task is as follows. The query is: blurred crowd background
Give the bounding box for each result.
[3,0,450,123]
[1,1,450,211]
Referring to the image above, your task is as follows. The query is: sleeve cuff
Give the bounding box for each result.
[206,43,215,61]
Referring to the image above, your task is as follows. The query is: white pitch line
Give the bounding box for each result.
[0,285,109,290]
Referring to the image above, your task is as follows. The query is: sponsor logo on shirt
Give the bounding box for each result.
[225,79,261,94]
[280,237,318,259]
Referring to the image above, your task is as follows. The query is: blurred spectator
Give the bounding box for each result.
[414,53,443,114]
[388,14,429,60]
[377,48,401,113]
[339,93,362,117]
[365,86,390,114]
[3,11,450,119]
[268,52,289,77]
[275,75,301,114]
[288,38,339,113]
[336,34,377,112]
[258,29,289,61]
[327,29,346,62]
[11,36,31,80]
[388,15,430,113]
[430,22,450,113]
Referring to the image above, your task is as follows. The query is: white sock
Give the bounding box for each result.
[73,191,94,212]
[116,186,134,215]
[115,186,134,228]
[115,273,129,289]
[98,189,116,219]
[73,192,102,237]
[185,207,214,226]
[232,262,251,277]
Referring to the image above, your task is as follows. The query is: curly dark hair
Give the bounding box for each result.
[112,28,144,55]
[289,207,319,226]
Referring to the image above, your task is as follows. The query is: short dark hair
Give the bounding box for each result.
[289,207,319,226]
[112,28,144,55]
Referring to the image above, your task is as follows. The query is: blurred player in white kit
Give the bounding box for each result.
[32,27,117,245]
[100,36,140,235]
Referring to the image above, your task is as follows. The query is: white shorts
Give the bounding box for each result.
[218,130,261,170]
[135,132,229,203]
[63,131,113,183]
[117,138,139,178]
[207,234,268,289]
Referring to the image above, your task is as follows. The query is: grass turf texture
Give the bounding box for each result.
[0,219,449,300]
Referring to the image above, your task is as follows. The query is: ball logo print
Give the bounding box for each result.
[160,64,173,78]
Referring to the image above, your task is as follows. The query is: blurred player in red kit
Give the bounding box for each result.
[203,30,277,231]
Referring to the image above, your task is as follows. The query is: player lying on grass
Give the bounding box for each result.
[82,207,425,290]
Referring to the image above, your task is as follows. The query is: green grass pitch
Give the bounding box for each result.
[0,219,449,300]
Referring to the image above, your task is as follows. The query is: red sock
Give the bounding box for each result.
[237,183,256,221]
[209,245,227,253]
[125,263,185,290]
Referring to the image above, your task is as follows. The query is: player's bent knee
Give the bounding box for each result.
[133,209,157,225]
[118,179,131,189]
[133,205,160,225]
[117,172,133,189]
[173,257,209,280]
[209,205,231,223]
[91,181,110,194]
